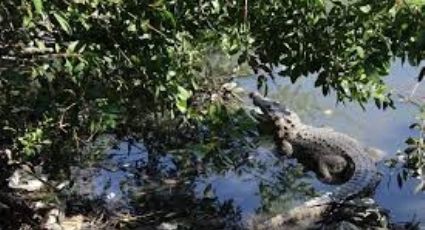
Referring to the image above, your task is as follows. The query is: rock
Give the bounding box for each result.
[8,167,47,192]
[42,208,64,230]
[60,215,85,230]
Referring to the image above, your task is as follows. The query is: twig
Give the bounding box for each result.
[410,82,420,98]
[58,103,77,133]
[397,92,422,108]
[396,78,424,108]
[146,23,169,39]
[244,0,248,23]
[1,52,81,62]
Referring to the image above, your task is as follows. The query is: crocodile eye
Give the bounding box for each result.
[283,110,291,116]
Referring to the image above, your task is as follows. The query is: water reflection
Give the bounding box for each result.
[235,59,425,225]
[70,139,147,212]
[194,147,317,217]
[70,60,425,228]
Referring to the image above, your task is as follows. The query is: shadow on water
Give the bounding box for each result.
[69,136,245,229]
[70,137,322,228]
[70,59,425,229]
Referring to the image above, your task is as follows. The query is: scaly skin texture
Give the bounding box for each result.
[250,92,381,229]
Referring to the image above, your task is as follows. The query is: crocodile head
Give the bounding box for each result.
[250,92,303,141]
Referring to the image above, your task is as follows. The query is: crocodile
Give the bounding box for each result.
[249,92,382,229]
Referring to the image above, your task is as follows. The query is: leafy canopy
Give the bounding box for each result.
[0,0,424,165]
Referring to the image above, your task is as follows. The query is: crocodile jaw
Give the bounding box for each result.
[250,92,290,118]
[250,92,303,141]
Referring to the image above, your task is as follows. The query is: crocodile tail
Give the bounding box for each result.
[331,154,380,201]
[254,203,330,230]
[305,154,380,208]
[254,155,381,229]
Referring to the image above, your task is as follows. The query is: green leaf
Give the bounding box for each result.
[176,86,190,113]
[356,46,365,59]
[127,23,137,32]
[404,146,417,154]
[203,184,214,198]
[67,41,79,53]
[53,12,72,34]
[359,5,371,13]
[161,10,176,27]
[409,123,420,129]
[405,137,417,145]
[176,99,187,113]
[177,85,191,100]
[33,0,43,14]
[418,67,425,82]
[74,62,85,73]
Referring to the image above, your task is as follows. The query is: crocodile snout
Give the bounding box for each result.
[250,92,272,108]
[249,92,261,98]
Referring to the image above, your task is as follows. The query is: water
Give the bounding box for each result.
[207,59,425,224]
[71,59,425,227]
[70,138,148,212]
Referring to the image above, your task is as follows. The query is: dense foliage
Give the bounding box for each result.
[0,0,244,168]
[1,0,425,229]
[1,0,424,168]
[394,103,425,191]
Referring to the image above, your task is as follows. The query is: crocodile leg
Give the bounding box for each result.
[280,140,293,156]
[317,155,349,184]
[318,161,333,183]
